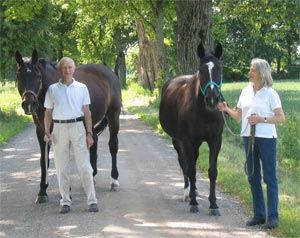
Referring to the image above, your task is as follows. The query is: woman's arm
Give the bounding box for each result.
[218,101,242,123]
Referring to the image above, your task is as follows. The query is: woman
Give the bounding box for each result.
[218,58,285,229]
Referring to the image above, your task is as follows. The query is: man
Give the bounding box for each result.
[44,57,98,213]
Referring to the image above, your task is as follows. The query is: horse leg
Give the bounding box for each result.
[172,138,189,201]
[107,115,120,191]
[89,131,98,177]
[183,142,199,213]
[36,131,49,203]
[207,138,222,216]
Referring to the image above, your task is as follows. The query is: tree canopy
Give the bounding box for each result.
[1,0,299,87]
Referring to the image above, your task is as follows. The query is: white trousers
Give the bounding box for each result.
[52,121,97,206]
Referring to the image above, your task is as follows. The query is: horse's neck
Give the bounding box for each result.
[39,64,59,99]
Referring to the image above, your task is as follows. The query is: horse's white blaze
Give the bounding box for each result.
[206,61,214,84]
[26,68,32,72]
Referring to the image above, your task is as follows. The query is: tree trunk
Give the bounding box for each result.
[136,20,157,92]
[175,0,213,75]
[114,26,127,88]
[154,0,168,83]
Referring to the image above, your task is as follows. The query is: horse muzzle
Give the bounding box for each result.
[21,90,38,115]
[204,89,221,111]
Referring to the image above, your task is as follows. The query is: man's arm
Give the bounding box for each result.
[82,104,94,149]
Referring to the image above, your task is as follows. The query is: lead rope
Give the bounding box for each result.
[244,124,255,176]
[221,111,255,176]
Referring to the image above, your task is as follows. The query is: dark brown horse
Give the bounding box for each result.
[159,42,224,215]
[15,50,122,203]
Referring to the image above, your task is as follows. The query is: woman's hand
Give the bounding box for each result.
[218,101,228,112]
[247,114,262,125]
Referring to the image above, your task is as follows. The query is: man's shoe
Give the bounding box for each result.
[59,205,70,214]
[246,217,265,226]
[263,220,278,229]
[89,203,99,212]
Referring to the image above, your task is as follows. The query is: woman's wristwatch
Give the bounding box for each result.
[86,131,93,136]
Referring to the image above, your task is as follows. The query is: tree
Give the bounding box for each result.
[129,0,171,92]
[175,0,213,75]
[214,0,300,80]
[0,0,54,81]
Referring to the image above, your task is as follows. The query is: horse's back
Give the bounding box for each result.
[75,64,121,123]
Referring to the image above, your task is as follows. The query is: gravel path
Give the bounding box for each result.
[0,111,274,238]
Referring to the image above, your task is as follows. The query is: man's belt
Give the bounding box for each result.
[53,117,84,123]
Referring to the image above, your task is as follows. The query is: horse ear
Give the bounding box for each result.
[197,42,206,59]
[214,43,222,59]
[32,49,38,64]
[15,50,24,65]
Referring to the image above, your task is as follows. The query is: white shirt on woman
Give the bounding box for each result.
[237,82,282,138]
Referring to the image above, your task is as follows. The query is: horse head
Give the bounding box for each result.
[15,50,43,115]
[197,42,223,111]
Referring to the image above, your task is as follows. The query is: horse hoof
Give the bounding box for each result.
[35,195,49,203]
[190,205,200,213]
[209,208,221,216]
[110,178,120,191]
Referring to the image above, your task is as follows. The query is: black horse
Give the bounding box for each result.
[159,42,224,215]
[15,50,122,203]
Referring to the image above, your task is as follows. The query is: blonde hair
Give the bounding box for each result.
[251,58,273,87]
[57,57,76,71]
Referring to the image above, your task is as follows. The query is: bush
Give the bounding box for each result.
[223,67,246,82]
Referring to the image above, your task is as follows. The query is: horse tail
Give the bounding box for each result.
[94,117,108,136]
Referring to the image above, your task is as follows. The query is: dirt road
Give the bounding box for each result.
[0,111,274,238]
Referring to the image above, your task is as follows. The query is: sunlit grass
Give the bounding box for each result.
[0,82,32,145]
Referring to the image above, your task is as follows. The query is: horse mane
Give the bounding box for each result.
[38,58,57,70]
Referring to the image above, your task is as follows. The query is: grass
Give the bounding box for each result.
[0,82,32,145]
[122,80,300,238]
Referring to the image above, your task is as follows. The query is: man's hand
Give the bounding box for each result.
[86,133,94,149]
[44,133,51,144]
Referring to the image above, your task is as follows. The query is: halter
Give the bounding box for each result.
[18,63,42,103]
[21,90,38,102]
[199,62,223,96]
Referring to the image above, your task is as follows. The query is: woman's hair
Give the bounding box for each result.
[57,57,76,71]
[251,58,273,87]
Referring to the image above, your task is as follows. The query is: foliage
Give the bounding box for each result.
[1,0,299,85]
[213,0,300,80]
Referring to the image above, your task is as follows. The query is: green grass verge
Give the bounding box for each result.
[0,82,32,145]
[122,80,300,238]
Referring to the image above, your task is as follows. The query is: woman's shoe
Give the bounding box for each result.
[246,217,265,226]
[263,220,278,229]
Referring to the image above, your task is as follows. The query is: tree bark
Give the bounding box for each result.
[175,0,213,75]
[114,26,127,88]
[136,20,158,92]
[154,0,168,82]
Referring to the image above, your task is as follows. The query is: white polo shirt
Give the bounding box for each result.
[237,82,282,138]
[44,78,91,120]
